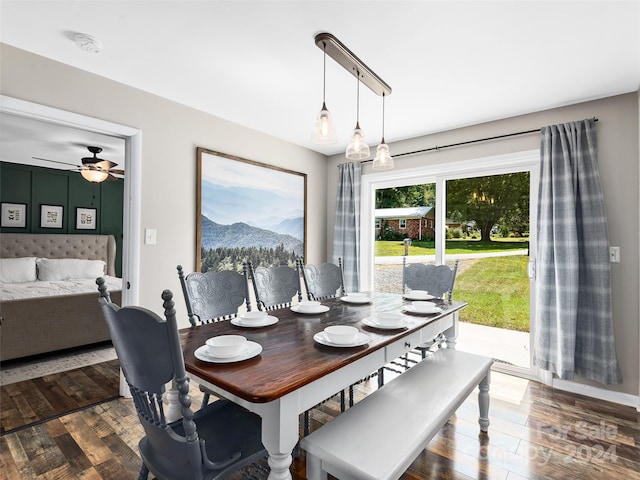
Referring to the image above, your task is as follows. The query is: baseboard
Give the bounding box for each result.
[552,378,639,410]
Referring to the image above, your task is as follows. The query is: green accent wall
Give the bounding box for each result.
[0,162,124,276]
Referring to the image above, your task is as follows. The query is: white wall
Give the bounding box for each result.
[327,92,640,399]
[0,43,328,326]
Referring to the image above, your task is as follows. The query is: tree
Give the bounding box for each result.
[376,184,435,208]
[446,172,529,242]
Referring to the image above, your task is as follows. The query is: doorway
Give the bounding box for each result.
[361,150,539,378]
[0,95,142,306]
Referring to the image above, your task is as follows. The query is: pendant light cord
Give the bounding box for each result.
[355,72,361,128]
[322,44,327,105]
[381,93,385,143]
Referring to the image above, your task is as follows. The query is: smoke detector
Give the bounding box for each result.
[74,33,102,53]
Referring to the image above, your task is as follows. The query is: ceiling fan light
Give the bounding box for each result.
[372,142,394,170]
[311,103,338,144]
[345,124,370,160]
[81,169,109,183]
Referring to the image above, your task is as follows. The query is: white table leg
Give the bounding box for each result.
[165,379,182,423]
[443,310,459,349]
[478,370,491,432]
[261,396,299,480]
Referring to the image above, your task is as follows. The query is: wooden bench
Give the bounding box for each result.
[300,348,493,480]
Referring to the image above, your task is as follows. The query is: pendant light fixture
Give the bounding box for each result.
[345,73,370,160]
[311,41,338,144]
[312,33,392,163]
[372,93,394,170]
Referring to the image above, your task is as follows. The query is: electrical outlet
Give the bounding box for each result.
[609,246,620,263]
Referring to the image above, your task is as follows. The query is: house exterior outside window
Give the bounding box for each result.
[374,206,436,240]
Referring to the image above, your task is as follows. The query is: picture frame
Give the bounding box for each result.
[76,207,97,230]
[197,147,307,273]
[40,204,64,229]
[1,202,27,228]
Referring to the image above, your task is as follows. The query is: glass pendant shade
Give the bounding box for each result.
[81,168,109,183]
[372,141,394,170]
[346,123,370,160]
[311,102,338,144]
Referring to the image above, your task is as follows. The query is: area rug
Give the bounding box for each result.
[0,358,120,435]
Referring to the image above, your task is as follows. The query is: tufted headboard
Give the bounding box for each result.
[0,233,117,276]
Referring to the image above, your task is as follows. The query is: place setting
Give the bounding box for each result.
[339,292,372,304]
[291,300,330,315]
[402,289,437,301]
[313,325,370,348]
[402,301,444,315]
[194,335,262,363]
[231,310,279,328]
[362,312,409,330]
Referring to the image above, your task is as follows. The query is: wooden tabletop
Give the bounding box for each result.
[181,293,467,404]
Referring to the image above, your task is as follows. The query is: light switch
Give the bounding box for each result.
[609,246,620,263]
[145,228,157,245]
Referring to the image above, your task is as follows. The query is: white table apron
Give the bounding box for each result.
[171,310,460,480]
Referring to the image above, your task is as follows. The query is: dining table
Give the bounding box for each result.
[176,292,467,480]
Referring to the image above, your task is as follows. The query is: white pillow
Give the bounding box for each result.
[0,257,37,284]
[36,258,106,281]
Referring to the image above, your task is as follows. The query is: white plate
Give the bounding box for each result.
[231,315,279,328]
[403,292,436,301]
[194,341,262,363]
[362,317,407,330]
[313,331,370,347]
[402,305,443,315]
[340,295,371,304]
[291,305,330,314]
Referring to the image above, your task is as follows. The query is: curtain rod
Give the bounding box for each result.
[361,118,599,163]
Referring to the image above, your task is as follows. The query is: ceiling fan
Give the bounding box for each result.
[33,146,125,183]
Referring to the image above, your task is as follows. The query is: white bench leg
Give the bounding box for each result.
[478,370,490,432]
[306,454,328,480]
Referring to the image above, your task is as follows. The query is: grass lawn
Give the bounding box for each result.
[453,256,530,332]
[375,238,529,256]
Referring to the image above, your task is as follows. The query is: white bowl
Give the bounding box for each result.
[412,301,439,313]
[205,335,247,358]
[408,289,429,299]
[375,312,404,327]
[347,292,368,299]
[239,310,268,323]
[298,300,321,312]
[324,325,358,345]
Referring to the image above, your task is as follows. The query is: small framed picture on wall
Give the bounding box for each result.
[1,203,27,228]
[40,204,64,229]
[76,207,97,230]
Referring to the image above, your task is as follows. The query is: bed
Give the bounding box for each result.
[0,233,122,362]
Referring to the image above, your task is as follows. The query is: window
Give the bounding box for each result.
[399,219,406,229]
[375,219,380,229]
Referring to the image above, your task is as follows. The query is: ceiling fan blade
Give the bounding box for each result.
[91,159,118,170]
[32,157,82,168]
[109,169,125,175]
[105,173,120,182]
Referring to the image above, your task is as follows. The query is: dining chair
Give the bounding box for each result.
[177,264,252,326]
[401,258,460,361]
[247,261,302,311]
[402,258,459,302]
[95,277,266,480]
[177,264,251,407]
[298,258,345,300]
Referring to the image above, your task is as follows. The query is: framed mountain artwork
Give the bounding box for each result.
[196,148,307,273]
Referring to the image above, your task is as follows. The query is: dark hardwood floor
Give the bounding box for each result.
[1,365,638,479]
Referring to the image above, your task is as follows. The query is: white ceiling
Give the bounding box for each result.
[1,1,639,168]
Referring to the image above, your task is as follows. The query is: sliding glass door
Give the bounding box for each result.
[361,150,539,378]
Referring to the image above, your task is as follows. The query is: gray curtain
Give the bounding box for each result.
[534,118,621,384]
[333,162,361,293]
